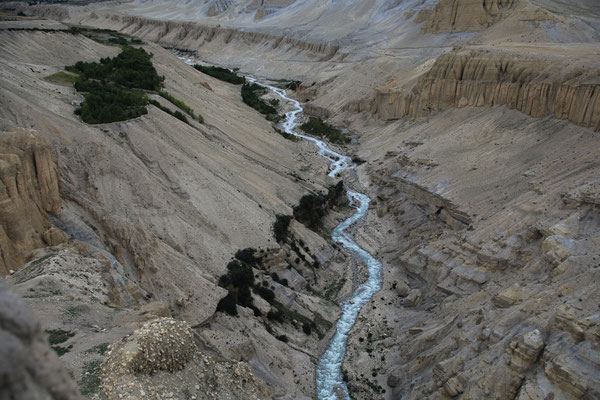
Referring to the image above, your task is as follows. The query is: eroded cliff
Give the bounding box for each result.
[417,0,519,33]
[375,49,600,132]
[0,128,62,275]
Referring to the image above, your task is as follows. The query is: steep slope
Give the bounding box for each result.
[0,19,345,399]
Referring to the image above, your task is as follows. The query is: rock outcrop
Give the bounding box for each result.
[0,278,81,399]
[374,50,600,132]
[0,128,61,275]
[102,318,271,400]
[417,0,519,33]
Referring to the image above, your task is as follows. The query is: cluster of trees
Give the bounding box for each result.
[75,86,148,124]
[299,117,351,145]
[67,45,164,91]
[241,83,277,115]
[216,251,275,317]
[67,46,203,125]
[292,181,346,230]
[193,65,246,85]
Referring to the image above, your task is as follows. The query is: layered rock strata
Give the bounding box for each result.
[375,50,600,132]
[417,0,519,33]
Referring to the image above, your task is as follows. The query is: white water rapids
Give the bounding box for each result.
[247,78,384,399]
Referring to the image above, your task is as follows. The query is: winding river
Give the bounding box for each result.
[248,78,383,400]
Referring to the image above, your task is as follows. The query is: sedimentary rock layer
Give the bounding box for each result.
[375,50,600,131]
[85,14,341,61]
[417,0,519,33]
[0,128,61,275]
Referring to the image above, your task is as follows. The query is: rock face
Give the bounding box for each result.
[0,278,81,399]
[374,50,600,132]
[417,0,519,33]
[0,128,61,275]
[85,14,341,61]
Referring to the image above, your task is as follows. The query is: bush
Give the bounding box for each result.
[302,322,312,335]
[216,292,238,316]
[299,117,350,145]
[273,214,292,243]
[148,99,191,125]
[235,248,257,265]
[172,110,188,123]
[254,286,275,303]
[292,183,346,230]
[276,335,288,343]
[198,114,204,124]
[157,90,195,118]
[216,259,255,316]
[193,65,245,85]
[293,193,327,229]
[267,310,284,322]
[241,83,277,115]
[274,127,300,142]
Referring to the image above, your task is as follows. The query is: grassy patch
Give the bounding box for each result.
[157,90,195,118]
[85,343,109,356]
[148,99,189,124]
[45,328,75,356]
[46,71,78,84]
[299,117,350,145]
[79,360,102,396]
[64,304,89,321]
[193,65,245,84]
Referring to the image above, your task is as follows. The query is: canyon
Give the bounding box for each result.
[1,0,600,399]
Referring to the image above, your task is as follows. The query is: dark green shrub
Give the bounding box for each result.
[193,65,245,84]
[274,127,300,142]
[276,335,288,343]
[299,117,350,145]
[267,310,284,322]
[172,110,188,123]
[241,83,277,115]
[67,46,163,91]
[235,248,257,265]
[302,322,312,335]
[216,292,238,316]
[293,193,327,229]
[216,259,255,317]
[254,286,275,303]
[157,90,195,118]
[273,214,292,243]
[67,46,168,124]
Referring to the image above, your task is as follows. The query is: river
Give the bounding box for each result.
[248,78,383,400]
